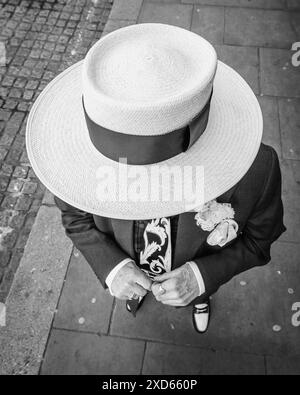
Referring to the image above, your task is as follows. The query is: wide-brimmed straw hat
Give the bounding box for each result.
[26,23,262,220]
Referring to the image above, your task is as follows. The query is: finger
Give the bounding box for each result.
[156,290,180,301]
[134,269,152,291]
[159,286,193,301]
[127,282,147,299]
[161,299,186,306]
[151,282,161,296]
[154,270,179,283]
[152,279,176,296]
[114,284,134,300]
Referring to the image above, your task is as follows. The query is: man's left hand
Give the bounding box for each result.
[151,263,200,306]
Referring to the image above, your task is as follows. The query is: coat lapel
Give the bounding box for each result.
[111,219,135,259]
[173,212,202,268]
[173,184,238,268]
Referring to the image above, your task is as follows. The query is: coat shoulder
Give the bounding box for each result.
[245,143,279,184]
[232,143,280,203]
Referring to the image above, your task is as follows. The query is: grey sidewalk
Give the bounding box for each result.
[1,0,300,375]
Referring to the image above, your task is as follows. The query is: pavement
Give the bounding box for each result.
[0,0,300,375]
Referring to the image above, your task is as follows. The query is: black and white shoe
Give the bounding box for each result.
[126,296,144,317]
[192,301,210,333]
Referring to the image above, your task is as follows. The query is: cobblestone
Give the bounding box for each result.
[22,181,37,195]
[0,0,113,302]
[7,179,24,193]
[0,250,11,268]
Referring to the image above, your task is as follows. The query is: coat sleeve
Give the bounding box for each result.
[54,196,130,288]
[194,146,286,302]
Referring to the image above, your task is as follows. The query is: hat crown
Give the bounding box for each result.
[90,40,188,102]
[82,23,217,135]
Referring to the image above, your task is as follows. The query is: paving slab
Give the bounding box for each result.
[271,241,300,273]
[258,96,282,157]
[280,159,300,243]
[102,19,136,36]
[182,0,285,9]
[143,342,265,375]
[109,0,143,21]
[41,329,145,375]
[278,98,300,160]
[111,242,300,356]
[224,8,296,49]
[260,48,300,98]
[0,206,72,375]
[291,160,300,184]
[290,12,300,37]
[266,355,300,375]
[215,44,259,94]
[138,2,193,29]
[53,250,114,334]
[287,0,300,10]
[191,6,224,44]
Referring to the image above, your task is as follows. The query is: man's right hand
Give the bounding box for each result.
[110,261,152,300]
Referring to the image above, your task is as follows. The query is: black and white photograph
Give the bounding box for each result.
[0,0,299,377]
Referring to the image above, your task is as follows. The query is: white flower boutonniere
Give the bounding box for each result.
[194,200,238,247]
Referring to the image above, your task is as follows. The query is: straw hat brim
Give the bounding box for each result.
[26,60,262,220]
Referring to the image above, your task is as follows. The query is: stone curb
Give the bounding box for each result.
[0,204,73,375]
[102,0,144,35]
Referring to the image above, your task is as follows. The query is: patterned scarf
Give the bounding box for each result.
[137,218,171,279]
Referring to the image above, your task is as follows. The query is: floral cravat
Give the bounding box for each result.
[137,218,172,279]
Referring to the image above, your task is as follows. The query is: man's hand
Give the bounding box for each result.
[152,263,200,306]
[111,261,152,300]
